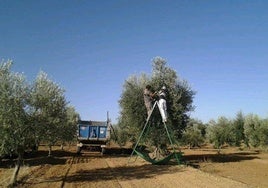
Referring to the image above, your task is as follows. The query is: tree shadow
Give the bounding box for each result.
[63,163,185,184]
[103,147,133,155]
[0,148,136,169]
[23,149,77,158]
[17,162,184,187]
[0,149,77,168]
[183,151,260,168]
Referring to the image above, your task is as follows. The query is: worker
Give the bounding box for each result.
[143,85,156,116]
[158,86,168,123]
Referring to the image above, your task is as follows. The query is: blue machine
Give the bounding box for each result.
[77,120,111,154]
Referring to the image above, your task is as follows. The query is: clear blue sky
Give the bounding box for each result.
[1,1,268,123]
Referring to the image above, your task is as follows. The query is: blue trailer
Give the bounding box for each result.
[77,120,111,154]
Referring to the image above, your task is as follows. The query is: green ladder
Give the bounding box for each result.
[127,101,181,165]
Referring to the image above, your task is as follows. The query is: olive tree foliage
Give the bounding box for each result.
[117,74,148,144]
[233,111,245,146]
[0,61,79,185]
[151,57,195,139]
[117,57,195,150]
[243,114,264,148]
[206,112,268,150]
[29,71,68,156]
[258,118,268,148]
[207,117,235,153]
[60,105,80,147]
[0,61,32,185]
[231,113,268,149]
[181,118,206,148]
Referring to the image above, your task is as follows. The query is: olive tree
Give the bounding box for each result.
[59,105,80,149]
[0,61,32,185]
[181,118,206,148]
[118,57,195,156]
[232,111,245,146]
[207,117,235,153]
[258,118,268,148]
[243,114,261,147]
[30,71,68,156]
[0,61,79,185]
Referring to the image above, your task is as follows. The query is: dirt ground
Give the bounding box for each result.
[0,145,267,188]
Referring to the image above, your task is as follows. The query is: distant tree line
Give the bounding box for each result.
[169,111,268,152]
[0,60,79,186]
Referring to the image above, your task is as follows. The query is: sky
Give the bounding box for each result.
[1,0,268,123]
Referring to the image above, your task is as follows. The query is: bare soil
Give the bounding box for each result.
[0,145,267,188]
[183,146,268,188]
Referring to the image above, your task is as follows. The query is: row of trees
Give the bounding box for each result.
[180,112,268,151]
[0,60,79,185]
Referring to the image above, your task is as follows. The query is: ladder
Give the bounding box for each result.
[127,101,181,165]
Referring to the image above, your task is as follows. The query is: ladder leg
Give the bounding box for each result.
[163,122,180,165]
[128,120,149,164]
[146,101,157,122]
[128,101,157,165]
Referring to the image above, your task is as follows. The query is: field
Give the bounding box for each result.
[1,145,268,188]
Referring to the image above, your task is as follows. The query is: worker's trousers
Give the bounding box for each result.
[158,99,167,122]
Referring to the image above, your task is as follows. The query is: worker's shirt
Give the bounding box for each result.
[144,88,153,104]
[158,90,166,100]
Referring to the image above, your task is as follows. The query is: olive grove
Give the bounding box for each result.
[0,60,79,186]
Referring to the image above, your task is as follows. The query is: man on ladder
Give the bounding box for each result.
[143,84,156,116]
[128,85,181,165]
[143,85,168,122]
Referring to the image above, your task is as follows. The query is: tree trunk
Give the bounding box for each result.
[217,146,221,154]
[48,145,52,157]
[9,152,23,187]
[152,147,161,160]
